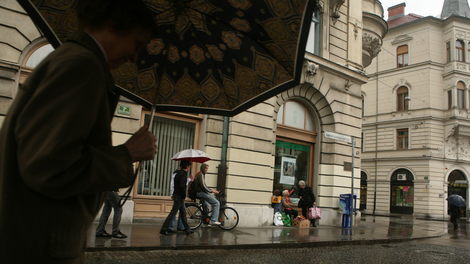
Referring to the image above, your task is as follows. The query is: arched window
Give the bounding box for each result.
[277,101,314,131]
[396,86,409,111]
[397,45,408,68]
[274,100,316,197]
[25,44,54,68]
[457,81,465,109]
[456,40,465,62]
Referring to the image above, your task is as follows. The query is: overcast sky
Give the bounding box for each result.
[379,0,447,19]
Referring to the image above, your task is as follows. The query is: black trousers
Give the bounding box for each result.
[161,195,190,231]
[284,208,298,220]
[450,212,460,228]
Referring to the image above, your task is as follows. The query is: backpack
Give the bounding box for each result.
[187,180,197,200]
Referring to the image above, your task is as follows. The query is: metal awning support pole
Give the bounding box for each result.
[217,116,229,191]
[351,137,355,235]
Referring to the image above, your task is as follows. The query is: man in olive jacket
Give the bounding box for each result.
[0,1,157,263]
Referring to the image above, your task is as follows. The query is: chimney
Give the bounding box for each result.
[388,2,406,21]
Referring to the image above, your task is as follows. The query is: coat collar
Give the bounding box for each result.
[66,31,117,94]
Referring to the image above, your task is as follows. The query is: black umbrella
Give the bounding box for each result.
[447,194,466,207]
[18,0,316,116]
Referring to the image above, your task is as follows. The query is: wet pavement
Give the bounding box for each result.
[86,215,452,252]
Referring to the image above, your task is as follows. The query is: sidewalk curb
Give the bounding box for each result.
[85,234,444,252]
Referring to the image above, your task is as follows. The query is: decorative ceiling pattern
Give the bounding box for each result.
[24,0,313,115]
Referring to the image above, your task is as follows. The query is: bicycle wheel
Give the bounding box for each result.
[185,204,203,230]
[218,207,239,230]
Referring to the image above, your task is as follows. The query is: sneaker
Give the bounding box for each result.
[159,229,169,235]
[185,230,194,235]
[112,231,128,239]
[167,230,178,234]
[202,223,212,228]
[96,230,112,237]
[210,221,221,225]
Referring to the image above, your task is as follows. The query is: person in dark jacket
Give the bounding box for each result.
[449,204,461,230]
[0,1,157,262]
[160,160,194,236]
[299,180,317,227]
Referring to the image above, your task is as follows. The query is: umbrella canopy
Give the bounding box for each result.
[18,0,315,116]
[447,194,466,207]
[172,149,211,163]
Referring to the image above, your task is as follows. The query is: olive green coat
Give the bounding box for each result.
[0,31,134,263]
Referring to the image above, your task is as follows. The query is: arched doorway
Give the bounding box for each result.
[360,171,367,211]
[390,169,414,214]
[447,170,468,217]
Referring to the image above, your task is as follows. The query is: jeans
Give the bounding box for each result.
[161,195,190,231]
[96,191,122,234]
[196,192,220,222]
[272,203,282,214]
[168,214,185,231]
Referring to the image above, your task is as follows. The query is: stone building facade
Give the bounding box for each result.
[361,0,470,220]
[0,0,387,226]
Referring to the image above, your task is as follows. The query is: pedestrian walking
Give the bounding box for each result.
[160,160,194,236]
[96,191,127,238]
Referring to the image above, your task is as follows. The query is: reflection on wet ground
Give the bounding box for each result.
[87,215,453,251]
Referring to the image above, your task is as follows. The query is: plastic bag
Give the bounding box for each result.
[273,212,283,226]
[282,212,291,227]
[309,206,321,219]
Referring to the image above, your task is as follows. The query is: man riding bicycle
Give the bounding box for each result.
[193,163,220,226]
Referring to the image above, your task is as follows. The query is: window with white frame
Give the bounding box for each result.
[397,86,409,111]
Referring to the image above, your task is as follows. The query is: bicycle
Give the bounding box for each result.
[185,190,239,230]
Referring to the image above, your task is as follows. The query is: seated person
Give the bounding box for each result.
[281,190,298,220]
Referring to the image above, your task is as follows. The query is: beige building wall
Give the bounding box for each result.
[362,11,470,220]
[202,0,386,226]
[1,0,389,227]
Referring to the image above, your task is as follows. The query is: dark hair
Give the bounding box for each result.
[76,0,157,36]
[180,160,191,169]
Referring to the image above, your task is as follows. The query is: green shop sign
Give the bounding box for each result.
[118,104,131,115]
[276,141,310,152]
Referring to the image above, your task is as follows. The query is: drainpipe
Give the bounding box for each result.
[217,116,229,191]
[373,55,379,215]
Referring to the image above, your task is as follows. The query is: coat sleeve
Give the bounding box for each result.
[15,54,134,200]
[309,187,316,203]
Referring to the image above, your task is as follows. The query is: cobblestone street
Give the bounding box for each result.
[86,240,470,264]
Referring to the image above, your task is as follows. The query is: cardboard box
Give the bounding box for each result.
[292,219,310,228]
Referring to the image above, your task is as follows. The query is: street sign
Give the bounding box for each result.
[118,104,131,115]
[324,130,352,143]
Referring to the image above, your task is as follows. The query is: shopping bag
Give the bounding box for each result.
[281,213,291,227]
[309,206,321,219]
[273,212,284,226]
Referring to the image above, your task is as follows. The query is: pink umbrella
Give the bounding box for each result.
[172,149,211,163]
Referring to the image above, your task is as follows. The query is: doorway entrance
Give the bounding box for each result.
[447,170,468,217]
[390,169,414,214]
